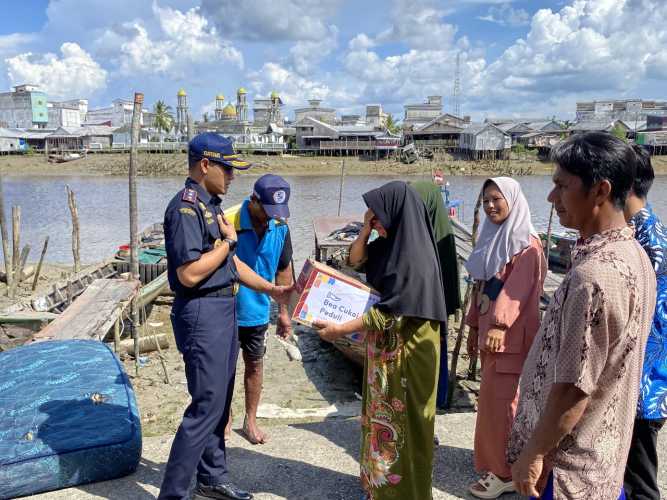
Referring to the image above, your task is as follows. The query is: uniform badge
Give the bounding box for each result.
[179,207,196,217]
[204,210,214,224]
[198,202,207,211]
[182,188,197,204]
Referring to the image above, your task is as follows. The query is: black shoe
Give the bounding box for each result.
[194,482,253,500]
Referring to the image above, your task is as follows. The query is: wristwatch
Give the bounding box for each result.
[224,238,237,251]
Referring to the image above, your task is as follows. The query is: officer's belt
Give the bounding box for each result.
[179,283,239,299]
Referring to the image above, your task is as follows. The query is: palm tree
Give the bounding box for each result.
[153,100,173,142]
[385,114,401,135]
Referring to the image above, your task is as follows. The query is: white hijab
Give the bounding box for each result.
[465,177,538,281]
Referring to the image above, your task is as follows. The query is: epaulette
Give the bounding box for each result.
[182,188,197,204]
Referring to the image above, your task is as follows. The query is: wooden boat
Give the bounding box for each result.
[0,224,170,347]
[539,232,576,271]
[48,153,83,163]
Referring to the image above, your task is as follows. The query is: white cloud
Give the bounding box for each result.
[376,0,458,49]
[5,42,107,99]
[112,2,243,77]
[289,25,339,76]
[248,62,329,104]
[201,0,343,42]
[477,0,667,108]
[0,33,38,56]
[478,4,531,27]
[348,34,376,51]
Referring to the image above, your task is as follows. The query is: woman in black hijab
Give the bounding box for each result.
[315,181,447,500]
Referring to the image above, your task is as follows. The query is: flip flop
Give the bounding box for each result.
[469,472,515,499]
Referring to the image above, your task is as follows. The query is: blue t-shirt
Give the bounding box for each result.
[235,199,291,327]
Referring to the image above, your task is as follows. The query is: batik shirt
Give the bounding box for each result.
[508,227,656,499]
[631,204,667,419]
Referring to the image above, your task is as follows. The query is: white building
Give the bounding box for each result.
[0,84,49,129]
[60,99,88,123]
[86,98,143,127]
[403,96,443,130]
[576,99,667,122]
[47,101,82,128]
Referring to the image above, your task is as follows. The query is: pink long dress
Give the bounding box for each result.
[465,236,546,478]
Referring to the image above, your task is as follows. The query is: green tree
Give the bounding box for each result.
[611,122,627,142]
[153,100,173,142]
[385,114,401,134]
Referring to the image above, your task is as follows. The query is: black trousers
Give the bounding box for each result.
[624,417,665,500]
[159,295,239,500]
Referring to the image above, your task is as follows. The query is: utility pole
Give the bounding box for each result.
[453,52,461,118]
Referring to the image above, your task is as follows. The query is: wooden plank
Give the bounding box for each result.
[32,278,140,342]
[0,311,58,324]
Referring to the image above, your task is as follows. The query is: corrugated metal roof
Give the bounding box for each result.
[568,120,615,131]
[0,128,23,138]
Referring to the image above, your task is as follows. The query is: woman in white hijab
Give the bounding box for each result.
[465,177,547,499]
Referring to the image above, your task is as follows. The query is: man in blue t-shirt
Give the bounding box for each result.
[227,174,293,444]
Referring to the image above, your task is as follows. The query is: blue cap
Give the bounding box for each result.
[253,174,290,220]
[188,132,251,170]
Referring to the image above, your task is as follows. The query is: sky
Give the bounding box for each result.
[0,0,665,122]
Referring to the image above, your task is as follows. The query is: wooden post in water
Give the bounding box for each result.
[129,92,144,376]
[337,159,345,216]
[9,244,30,299]
[11,206,20,274]
[32,236,49,291]
[0,179,12,294]
[446,189,483,408]
[66,186,81,273]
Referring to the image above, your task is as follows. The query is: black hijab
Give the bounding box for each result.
[363,181,448,323]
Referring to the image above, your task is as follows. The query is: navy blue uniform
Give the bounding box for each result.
[159,178,240,500]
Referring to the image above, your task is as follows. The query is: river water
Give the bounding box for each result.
[1,174,666,265]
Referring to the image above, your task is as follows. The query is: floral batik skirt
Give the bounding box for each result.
[360,308,440,499]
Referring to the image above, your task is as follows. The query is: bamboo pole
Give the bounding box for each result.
[466,191,485,381]
[446,189,483,408]
[114,318,121,354]
[66,186,81,273]
[9,244,30,299]
[129,92,143,376]
[545,203,555,270]
[12,206,20,274]
[337,159,346,216]
[0,179,12,294]
[31,236,49,291]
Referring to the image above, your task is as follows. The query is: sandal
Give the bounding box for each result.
[469,472,515,499]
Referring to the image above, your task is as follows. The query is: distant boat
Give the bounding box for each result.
[539,231,576,271]
[48,152,83,163]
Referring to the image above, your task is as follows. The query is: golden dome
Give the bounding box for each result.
[216,94,225,101]
[222,104,237,117]
[271,91,279,99]
[238,87,247,95]
[177,88,187,97]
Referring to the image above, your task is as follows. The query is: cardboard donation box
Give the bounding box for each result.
[291,259,380,327]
